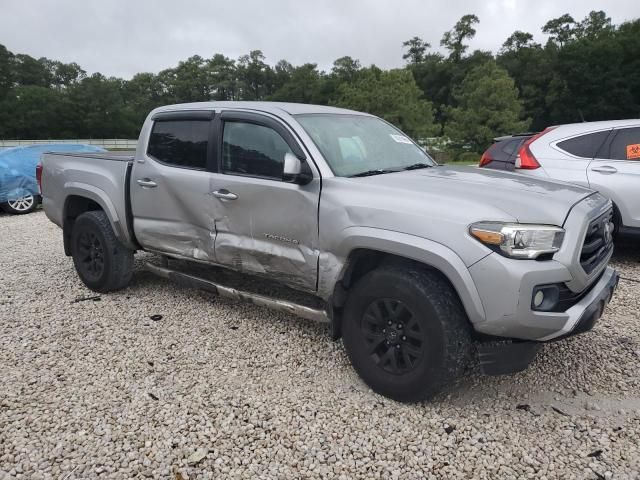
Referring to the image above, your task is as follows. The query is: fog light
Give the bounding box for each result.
[533,290,545,308]
[531,284,561,311]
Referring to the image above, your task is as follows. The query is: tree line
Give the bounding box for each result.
[0,10,638,156]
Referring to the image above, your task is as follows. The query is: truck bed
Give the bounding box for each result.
[44,150,135,162]
[40,150,137,249]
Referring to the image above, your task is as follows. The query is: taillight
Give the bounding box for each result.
[479,151,492,167]
[516,127,556,170]
[36,163,43,194]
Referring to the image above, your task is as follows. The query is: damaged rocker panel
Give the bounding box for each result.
[144,262,330,324]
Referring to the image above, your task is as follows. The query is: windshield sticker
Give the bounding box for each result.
[627,144,640,160]
[390,134,413,145]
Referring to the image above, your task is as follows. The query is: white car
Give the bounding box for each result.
[485,120,640,236]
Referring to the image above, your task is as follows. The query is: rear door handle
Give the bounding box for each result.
[211,189,238,200]
[136,178,158,188]
[591,166,617,174]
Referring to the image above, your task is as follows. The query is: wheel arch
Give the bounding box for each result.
[62,185,123,256]
[325,228,486,338]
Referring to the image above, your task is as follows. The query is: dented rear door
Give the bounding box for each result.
[131,111,218,261]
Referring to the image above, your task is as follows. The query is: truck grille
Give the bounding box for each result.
[580,209,614,275]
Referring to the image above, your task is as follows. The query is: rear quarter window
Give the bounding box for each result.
[556,130,610,158]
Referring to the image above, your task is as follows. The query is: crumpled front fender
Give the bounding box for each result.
[318,226,487,325]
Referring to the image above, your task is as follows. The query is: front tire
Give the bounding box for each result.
[71,210,134,292]
[612,204,622,240]
[342,262,472,402]
[2,194,38,214]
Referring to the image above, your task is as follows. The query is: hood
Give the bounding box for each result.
[347,165,594,226]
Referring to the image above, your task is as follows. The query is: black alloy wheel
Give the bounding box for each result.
[362,299,424,375]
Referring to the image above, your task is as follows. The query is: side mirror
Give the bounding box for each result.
[283,152,313,185]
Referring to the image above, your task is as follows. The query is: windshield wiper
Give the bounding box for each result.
[402,162,434,171]
[349,169,399,178]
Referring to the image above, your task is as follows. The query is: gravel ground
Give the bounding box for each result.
[1,210,639,480]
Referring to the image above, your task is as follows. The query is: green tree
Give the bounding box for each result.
[332,67,435,139]
[236,50,273,100]
[272,59,294,94]
[576,10,613,40]
[67,74,137,138]
[122,72,167,125]
[409,49,493,132]
[441,14,479,61]
[542,14,577,47]
[331,56,362,82]
[0,85,68,138]
[0,44,13,100]
[12,54,52,87]
[161,55,213,103]
[0,11,638,142]
[269,63,324,103]
[544,18,640,124]
[207,54,237,100]
[500,31,540,53]
[402,37,431,65]
[444,61,529,152]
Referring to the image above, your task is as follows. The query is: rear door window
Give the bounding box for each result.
[606,127,640,161]
[147,119,210,169]
[556,130,610,159]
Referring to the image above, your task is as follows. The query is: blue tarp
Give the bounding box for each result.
[0,144,106,203]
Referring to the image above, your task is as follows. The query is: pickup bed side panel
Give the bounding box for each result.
[41,153,136,249]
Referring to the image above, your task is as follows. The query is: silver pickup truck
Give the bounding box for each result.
[40,102,619,402]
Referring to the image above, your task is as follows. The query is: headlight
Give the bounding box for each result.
[469,222,565,259]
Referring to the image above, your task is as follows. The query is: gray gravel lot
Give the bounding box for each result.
[1,210,639,479]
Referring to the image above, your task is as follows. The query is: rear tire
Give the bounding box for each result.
[2,194,38,214]
[71,210,134,292]
[342,262,472,402]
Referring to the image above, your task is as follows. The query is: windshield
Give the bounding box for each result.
[295,114,436,177]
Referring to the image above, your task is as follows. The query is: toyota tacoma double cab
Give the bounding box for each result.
[39,102,619,402]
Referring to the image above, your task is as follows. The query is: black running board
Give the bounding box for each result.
[144,262,330,324]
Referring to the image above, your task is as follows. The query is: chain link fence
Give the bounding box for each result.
[0,139,138,150]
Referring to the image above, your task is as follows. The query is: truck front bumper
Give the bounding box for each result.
[554,267,619,339]
[469,250,619,342]
[475,268,618,375]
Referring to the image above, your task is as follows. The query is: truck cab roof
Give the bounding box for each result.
[150,101,367,117]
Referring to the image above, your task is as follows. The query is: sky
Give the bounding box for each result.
[1,0,638,79]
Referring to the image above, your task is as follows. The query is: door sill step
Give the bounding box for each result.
[144,262,330,324]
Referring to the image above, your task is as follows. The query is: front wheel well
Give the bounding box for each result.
[62,195,103,255]
[330,249,469,339]
[611,201,623,233]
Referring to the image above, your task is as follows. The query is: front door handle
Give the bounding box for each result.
[136,178,158,188]
[211,189,238,200]
[591,166,618,174]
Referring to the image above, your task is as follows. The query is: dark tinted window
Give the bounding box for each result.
[147,120,209,169]
[557,130,609,158]
[222,122,292,179]
[608,127,640,160]
[501,138,525,157]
